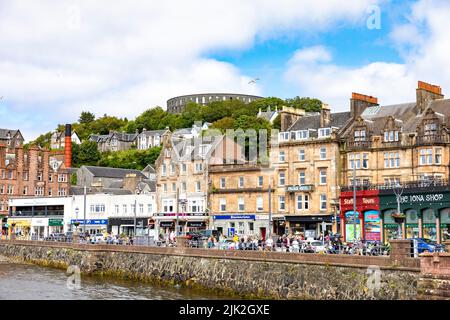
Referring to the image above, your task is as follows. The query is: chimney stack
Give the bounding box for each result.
[350,93,378,118]
[416,81,444,114]
[320,104,331,127]
[64,124,72,168]
[280,106,305,131]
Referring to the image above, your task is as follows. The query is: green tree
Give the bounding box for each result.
[72,141,101,167]
[285,97,322,112]
[210,117,235,132]
[78,111,95,124]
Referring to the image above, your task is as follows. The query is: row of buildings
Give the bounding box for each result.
[153,81,450,244]
[3,81,450,244]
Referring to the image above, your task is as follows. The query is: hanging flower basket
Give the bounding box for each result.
[392,212,406,223]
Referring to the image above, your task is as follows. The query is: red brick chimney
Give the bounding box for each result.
[64,124,72,168]
[416,81,444,114]
[350,92,379,118]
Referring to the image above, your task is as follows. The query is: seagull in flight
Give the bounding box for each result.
[248,78,260,85]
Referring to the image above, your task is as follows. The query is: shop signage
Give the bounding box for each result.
[48,219,63,227]
[213,215,255,220]
[399,193,444,204]
[159,221,174,227]
[364,210,381,241]
[31,218,48,227]
[286,185,313,192]
[70,219,108,225]
[155,213,207,217]
[343,197,376,205]
[187,221,206,227]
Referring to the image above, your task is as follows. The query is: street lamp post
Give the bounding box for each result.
[352,163,357,242]
[268,179,272,240]
[75,207,79,232]
[83,185,87,235]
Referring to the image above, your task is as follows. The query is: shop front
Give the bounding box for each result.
[107,217,150,236]
[48,218,64,234]
[379,187,450,243]
[284,215,333,239]
[70,219,108,235]
[31,218,48,240]
[340,190,381,242]
[212,214,268,239]
[7,218,31,239]
[155,213,209,237]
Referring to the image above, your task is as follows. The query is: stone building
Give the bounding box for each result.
[50,130,81,150]
[273,104,352,238]
[75,165,148,189]
[154,131,245,236]
[167,93,263,113]
[0,140,70,235]
[208,163,275,238]
[338,81,450,244]
[136,129,168,150]
[89,131,138,152]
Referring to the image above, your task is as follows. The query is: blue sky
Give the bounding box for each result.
[1,0,450,141]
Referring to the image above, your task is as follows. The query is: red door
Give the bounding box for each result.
[260,227,266,241]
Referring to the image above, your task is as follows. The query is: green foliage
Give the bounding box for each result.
[72,141,101,167]
[70,173,77,185]
[78,111,95,124]
[285,97,322,112]
[97,146,162,170]
[210,117,235,132]
[30,132,52,149]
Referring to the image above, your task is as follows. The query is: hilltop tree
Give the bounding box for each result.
[78,111,95,124]
[285,97,322,112]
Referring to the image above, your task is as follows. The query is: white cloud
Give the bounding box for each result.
[0,0,379,140]
[284,0,450,112]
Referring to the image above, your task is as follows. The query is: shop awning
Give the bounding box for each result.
[284,215,333,223]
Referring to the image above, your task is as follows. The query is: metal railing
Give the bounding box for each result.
[340,179,450,192]
[346,140,372,150]
[416,134,449,146]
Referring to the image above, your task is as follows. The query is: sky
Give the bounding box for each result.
[1,0,450,141]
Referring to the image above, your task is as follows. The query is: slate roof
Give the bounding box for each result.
[138,129,168,137]
[83,166,147,179]
[70,186,133,196]
[0,128,20,140]
[172,135,222,160]
[258,111,278,122]
[111,131,138,142]
[287,111,352,134]
[340,98,450,138]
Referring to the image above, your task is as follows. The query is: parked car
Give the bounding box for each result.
[308,240,327,253]
[409,238,445,253]
[91,233,106,244]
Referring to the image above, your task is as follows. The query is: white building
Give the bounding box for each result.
[8,192,157,239]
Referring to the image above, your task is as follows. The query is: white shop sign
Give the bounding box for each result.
[31,218,49,227]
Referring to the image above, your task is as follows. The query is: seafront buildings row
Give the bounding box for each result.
[2,81,450,244]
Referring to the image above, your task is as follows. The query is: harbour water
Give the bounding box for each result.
[0,256,226,300]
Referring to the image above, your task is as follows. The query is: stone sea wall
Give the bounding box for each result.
[0,242,420,300]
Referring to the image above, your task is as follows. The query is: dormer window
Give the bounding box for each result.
[199,144,208,157]
[294,130,309,140]
[424,123,438,135]
[318,128,331,138]
[384,130,399,142]
[354,129,366,142]
[279,132,290,142]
